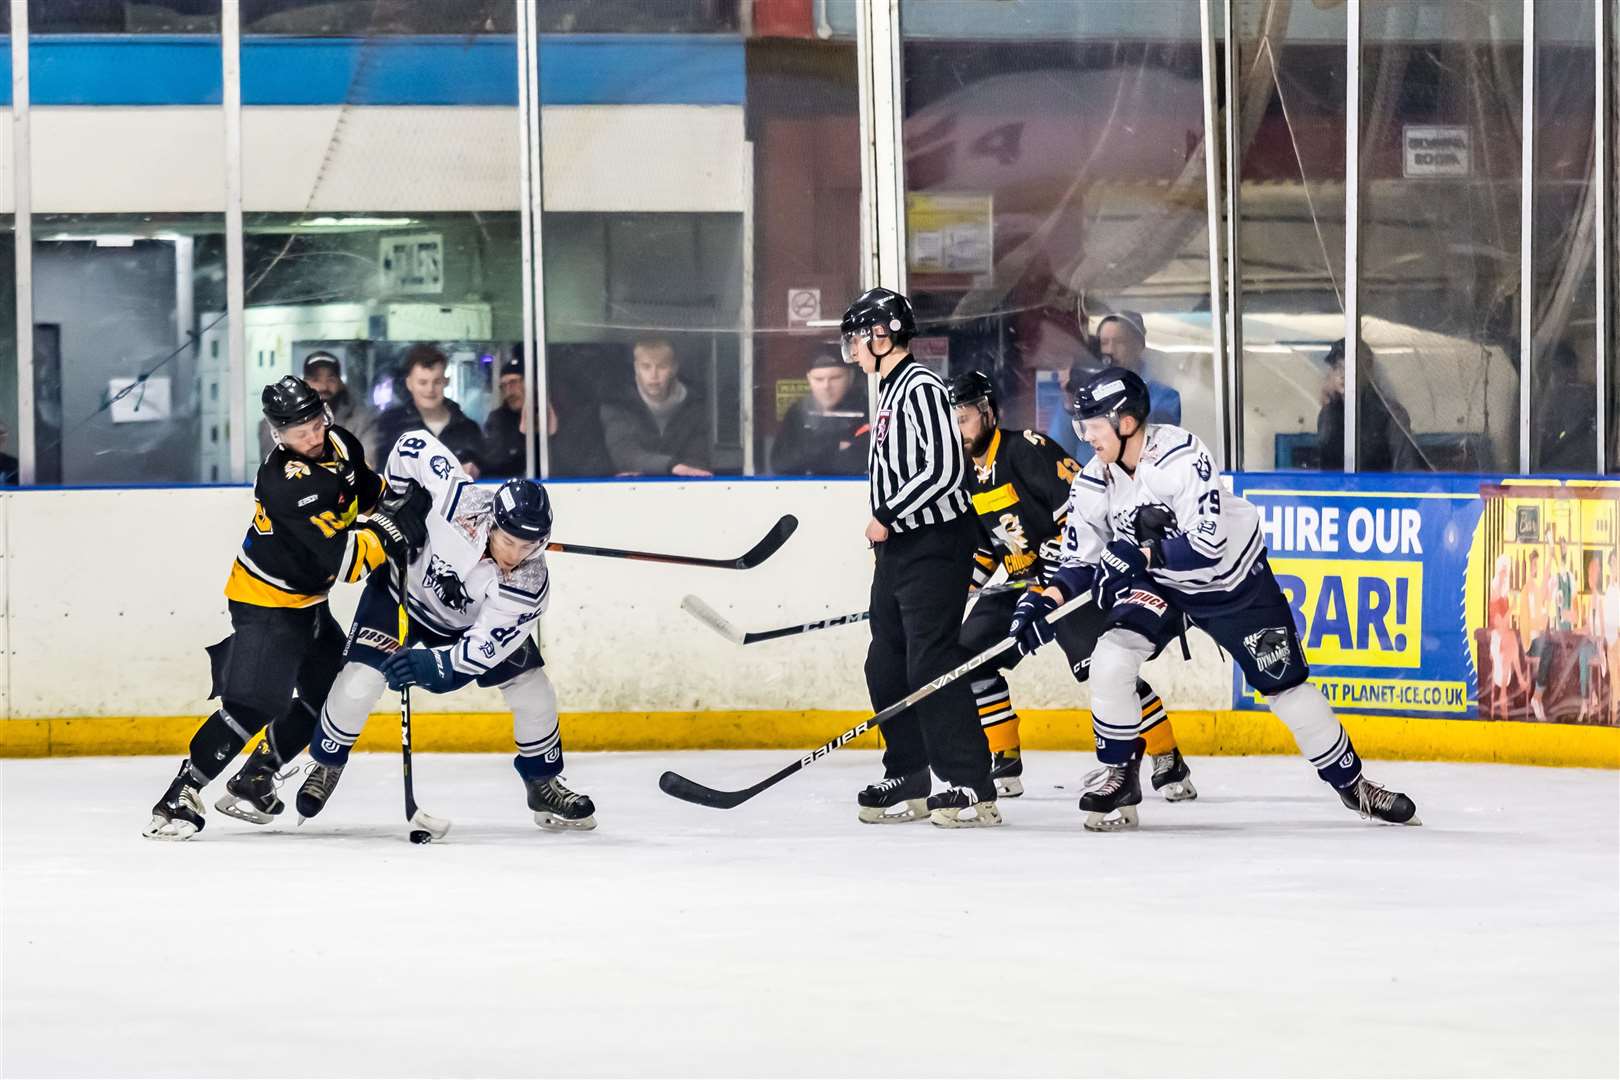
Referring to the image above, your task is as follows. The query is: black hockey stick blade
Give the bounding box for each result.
[658,591,1091,809]
[547,515,798,571]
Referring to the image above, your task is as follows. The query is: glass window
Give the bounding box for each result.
[539,22,860,479]
[898,0,1219,464]
[30,216,225,485]
[1233,0,1348,471]
[27,5,225,485]
[1358,0,1522,473]
[239,2,739,36]
[242,17,524,481]
[28,0,219,33]
[1530,0,1600,474]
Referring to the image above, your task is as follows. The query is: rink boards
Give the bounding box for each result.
[0,478,1615,767]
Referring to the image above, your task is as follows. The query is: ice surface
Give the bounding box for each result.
[2,751,1616,1079]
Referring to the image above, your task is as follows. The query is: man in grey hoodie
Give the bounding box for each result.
[599,337,714,477]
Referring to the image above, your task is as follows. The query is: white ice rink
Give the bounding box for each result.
[2,751,1616,1079]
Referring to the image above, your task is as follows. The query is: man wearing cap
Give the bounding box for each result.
[258,351,379,465]
[482,355,530,478]
[1049,311,1182,462]
[769,350,868,476]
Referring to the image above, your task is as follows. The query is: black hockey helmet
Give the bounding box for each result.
[947,369,998,412]
[262,375,327,428]
[493,478,552,544]
[839,287,916,361]
[1072,366,1151,426]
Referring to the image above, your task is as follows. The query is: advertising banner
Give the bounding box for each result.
[1230,474,1620,727]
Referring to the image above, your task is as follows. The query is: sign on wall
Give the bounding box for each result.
[1231,474,1620,726]
[1403,125,1471,178]
[380,233,445,295]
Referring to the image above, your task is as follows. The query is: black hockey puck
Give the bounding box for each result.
[409,829,432,844]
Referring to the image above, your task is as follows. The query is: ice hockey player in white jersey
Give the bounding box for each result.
[1007,367,1418,830]
[296,430,595,831]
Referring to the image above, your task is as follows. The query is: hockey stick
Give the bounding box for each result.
[658,591,1091,809]
[396,577,451,844]
[545,514,797,571]
[681,580,1036,646]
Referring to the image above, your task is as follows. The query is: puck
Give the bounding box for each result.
[409,829,432,844]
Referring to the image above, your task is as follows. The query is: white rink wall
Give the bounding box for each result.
[0,482,1229,722]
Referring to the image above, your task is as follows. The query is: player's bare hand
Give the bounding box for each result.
[671,463,713,478]
[865,518,890,545]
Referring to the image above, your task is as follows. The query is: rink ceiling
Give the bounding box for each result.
[0,482,1615,769]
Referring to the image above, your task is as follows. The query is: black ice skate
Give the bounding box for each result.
[990,748,1024,798]
[144,760,207,840]
[1149,747,1198,802]
[525,776,597,831]
[1338,776,1421,826]
[1079,756,1143,831]
[856,768,930,824]
[214,740,290,824]
[295,761,345,822]
[926,779,1002,828]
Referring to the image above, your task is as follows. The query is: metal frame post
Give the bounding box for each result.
[1596,0,1609,473]
[869,0,907,293]
[223,0,246,482]
[1224,0,1244,468]
[1344,0,1361,472]
[516,0,548,478]
[11,1,33,485]
[1199,0,1231,470]
[1520,0,1536,473]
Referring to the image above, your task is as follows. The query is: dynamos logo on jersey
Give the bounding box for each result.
[1243,627,1294,681]
[423,554,472,612]
[284,461,311,480]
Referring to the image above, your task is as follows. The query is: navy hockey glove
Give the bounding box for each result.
[382,646,458,693]
[1097,539,1149,610]
[1008,589,1059,657]
[363,482,430,566]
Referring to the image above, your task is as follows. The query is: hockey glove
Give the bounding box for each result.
[1008,589,1060,657]
[363,482,430,566]
[381,646,459,694]
[1132,504,1178,568]
[1097,539,1149,611]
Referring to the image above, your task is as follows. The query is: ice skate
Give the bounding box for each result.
[1149,747,1198,802]
[1079,758,1143,831]
[295,761,345,821]
[990,748,1024,798]
[926,780,1002,828]
[856,768,930,824]
[143,760,206,840]
[525,775,597,831]
[1338,776,1421,826]
[214,740,290,824]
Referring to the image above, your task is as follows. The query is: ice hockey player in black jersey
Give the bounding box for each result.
[1010,367,1419,830]
[949,370,1195,801]
[143,376,429,839]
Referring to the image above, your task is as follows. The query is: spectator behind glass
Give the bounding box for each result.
[482,355,528,478]
[376,343,485,478]
[770,350,868,475]
[0,419,17,485]
[1047,312,1182,462]
[1316,338,1422,472]
[599,337,713,477]
[481,347,613,478]
[257,351,380,465]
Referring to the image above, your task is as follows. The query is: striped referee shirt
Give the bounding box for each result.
[868,358,971,534]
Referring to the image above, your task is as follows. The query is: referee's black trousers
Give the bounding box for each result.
[865,514,991,787]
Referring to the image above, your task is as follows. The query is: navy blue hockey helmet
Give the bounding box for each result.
[1072,366,1151,426]
[493,479,552,544]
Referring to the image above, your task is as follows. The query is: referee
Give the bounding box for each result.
[840,287,1000,829]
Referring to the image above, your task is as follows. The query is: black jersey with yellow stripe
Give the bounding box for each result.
[226,425,388,608]
[968,428,1079,585]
